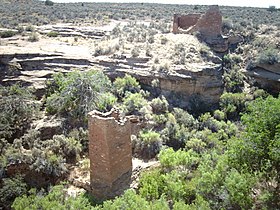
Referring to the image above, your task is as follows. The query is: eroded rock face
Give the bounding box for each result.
[0,51,92,98]
[0,47,224,108]
[246,63,280,94]
[6,163,64,188]
[33,116,64,140]
[104,62,223,109]
[88,109,132,200]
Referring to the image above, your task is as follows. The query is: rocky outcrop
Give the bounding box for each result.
[100,57,223,108]
[33,116,64,140]
[0,28,224,108]
[0,51,93,98]
[38,24,106,39]
[0,50,223,108]
[246,63,280,94]
[6,162,65,188]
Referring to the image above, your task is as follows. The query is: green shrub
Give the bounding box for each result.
[213,110,225,121]
[96,93,117,112]
[173,43,186,65]
[228,95,280,177]
[150,96,169,114]
[131,46,140,57]
[30,151,67,177]
[52,135,82,163]
[228,95,280,206]
[148,35,154,44]
[16,26,24,34]
[133,130,162,160]
[161,112,192,149]
[252,88,269,99]
[173,108,198,130]
[27,32,39,42]
[102,190,150,210]
[257,48,280,65]
[0,176,27,209]
[219,92,249,120]
[224,169,255,209]
[93,41,120,56]
[46,70,114,122]
[12,184,92,210]
[0,85,39,140]
[25,25,35,32]
[47,31,59,37]
[158,148,199,170]
[139,168,192,203]
[0,30,16,38]
[68,127,88,153]
[113,74,140,98]
[160,36,168,45]
[195,154,230,209]
[121,92,148,115]
[173,196,211,210]
[185,138,207,154]
[161,171,188,202]
[223,65,245,93]
[139,169,165,201]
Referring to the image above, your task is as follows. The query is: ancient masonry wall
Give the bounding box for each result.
[173,14,201,33]
[88,109,132,200]
[173,5,222,38]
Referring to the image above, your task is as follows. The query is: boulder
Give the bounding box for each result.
[34,116,64,140]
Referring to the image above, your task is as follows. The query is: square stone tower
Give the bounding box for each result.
[88,109,132,200]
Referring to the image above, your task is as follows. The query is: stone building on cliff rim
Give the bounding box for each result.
[173,5,237,53]
[173,5,222,38]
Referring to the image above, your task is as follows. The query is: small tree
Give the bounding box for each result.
[0,85,39,140]
[45,0,54,6]
[267,5,277,12]
[228,96,280,206]
[46,70,115,123]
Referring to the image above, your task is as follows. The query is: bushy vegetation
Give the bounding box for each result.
[0,176,27,208]
[132,130,162,160]
[257,48,280,65]
[12,184,92,210]
[0,30,17,38]
[46,70,116,123]
[47,31,59,37]
[113,74,141,98]
[0,84,39,140]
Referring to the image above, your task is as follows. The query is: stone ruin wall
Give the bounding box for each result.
[88,109,133,200]
[173,5,222,38]
[173,14,201,33]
